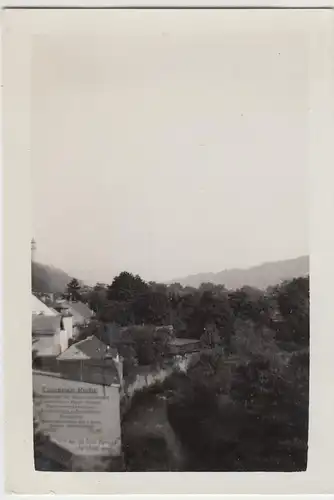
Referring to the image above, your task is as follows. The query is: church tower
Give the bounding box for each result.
[31,238,37,262]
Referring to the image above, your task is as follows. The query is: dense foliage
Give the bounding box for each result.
[164,277,309,471]
[79,272,308,350]
[31,261,71,294]
[105,273,309,472]
[46,271,309,471]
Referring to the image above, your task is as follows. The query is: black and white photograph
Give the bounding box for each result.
[5,8,326,487]
[27,8,311,474]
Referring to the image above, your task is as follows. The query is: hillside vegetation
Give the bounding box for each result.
[34,266,310,472]
[172,255,309,289]
[31,261,72,293]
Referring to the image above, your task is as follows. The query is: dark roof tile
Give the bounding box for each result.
[32,315,61,335]
[68,301,93,320]
[58,336,110,360]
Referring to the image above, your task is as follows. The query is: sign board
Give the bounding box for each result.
[33,371,122,458]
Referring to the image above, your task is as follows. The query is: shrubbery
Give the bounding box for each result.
[61,272,309,471]
[165,315,309,471]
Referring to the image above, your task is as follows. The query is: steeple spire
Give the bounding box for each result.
[31,238,36,262]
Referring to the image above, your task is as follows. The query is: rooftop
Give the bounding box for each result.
[169,338,201,346]
[69,301,93,320]
[32,294,58,317]
[57,335,111,361]
[54,300,93,320]
[32,315,61,335]
[48,307,60,315]
[33,361,120,389]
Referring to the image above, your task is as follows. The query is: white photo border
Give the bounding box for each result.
[2,6,334,495]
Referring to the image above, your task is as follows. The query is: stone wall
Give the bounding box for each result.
[121,353,197,416]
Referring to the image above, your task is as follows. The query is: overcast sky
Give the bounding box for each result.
[31,10,309,284]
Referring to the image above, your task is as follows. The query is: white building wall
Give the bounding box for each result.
[62,316,74,341]
[58,329,69,353]
[32,294,58,316]
[32,335,61,357]
[33,329,69,357]
[33,372,122,458]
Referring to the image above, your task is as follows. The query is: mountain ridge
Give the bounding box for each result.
[32,261,73,293]
[169,255,309,290]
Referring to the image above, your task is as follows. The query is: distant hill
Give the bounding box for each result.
[171,256,309,290]
[31,261,73,293]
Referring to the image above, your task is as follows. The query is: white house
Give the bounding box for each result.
[32,293,73,356]
[53,300,93,338]
[32,314,68,356]
[32,293,58,316]
[33,336,124,470]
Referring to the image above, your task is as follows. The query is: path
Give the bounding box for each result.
[121,392,185,471]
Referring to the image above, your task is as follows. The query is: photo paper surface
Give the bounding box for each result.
[3,7,334,494]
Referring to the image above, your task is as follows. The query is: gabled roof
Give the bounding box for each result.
[57,335,110,360]
[32,315,61,335]
[32,294,58,317]
[35,335,121,386]
[67,301,93,320]
[48,307,60,315]
[52,300,93,320]
[34,360,120,391]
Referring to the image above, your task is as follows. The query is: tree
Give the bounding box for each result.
[228,286,270,324]
[198,283,227,295]
[95,282,107,291]
[167,283,184,295]
[149,282,168,294]
[107,272,149,302]
[87,283,108,314]
[229,351,309,470]
[231,319,279,364]
[123,325,171,366]
[187,350,232,393]
[99,300,135,326]
[170,291,201,336]
[133,290,171,325]
[66,278,82,302]
[166,343,308,471]
[190,291,234,350]
[198,282,217,293]
[274,276,309,347]
[200,322,221,348]
[166,372,243,471]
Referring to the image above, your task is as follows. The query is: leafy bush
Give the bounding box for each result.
[169,344,308,470]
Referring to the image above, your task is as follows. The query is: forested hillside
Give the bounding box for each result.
[31,261,72,293]
[173,255,309,289]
